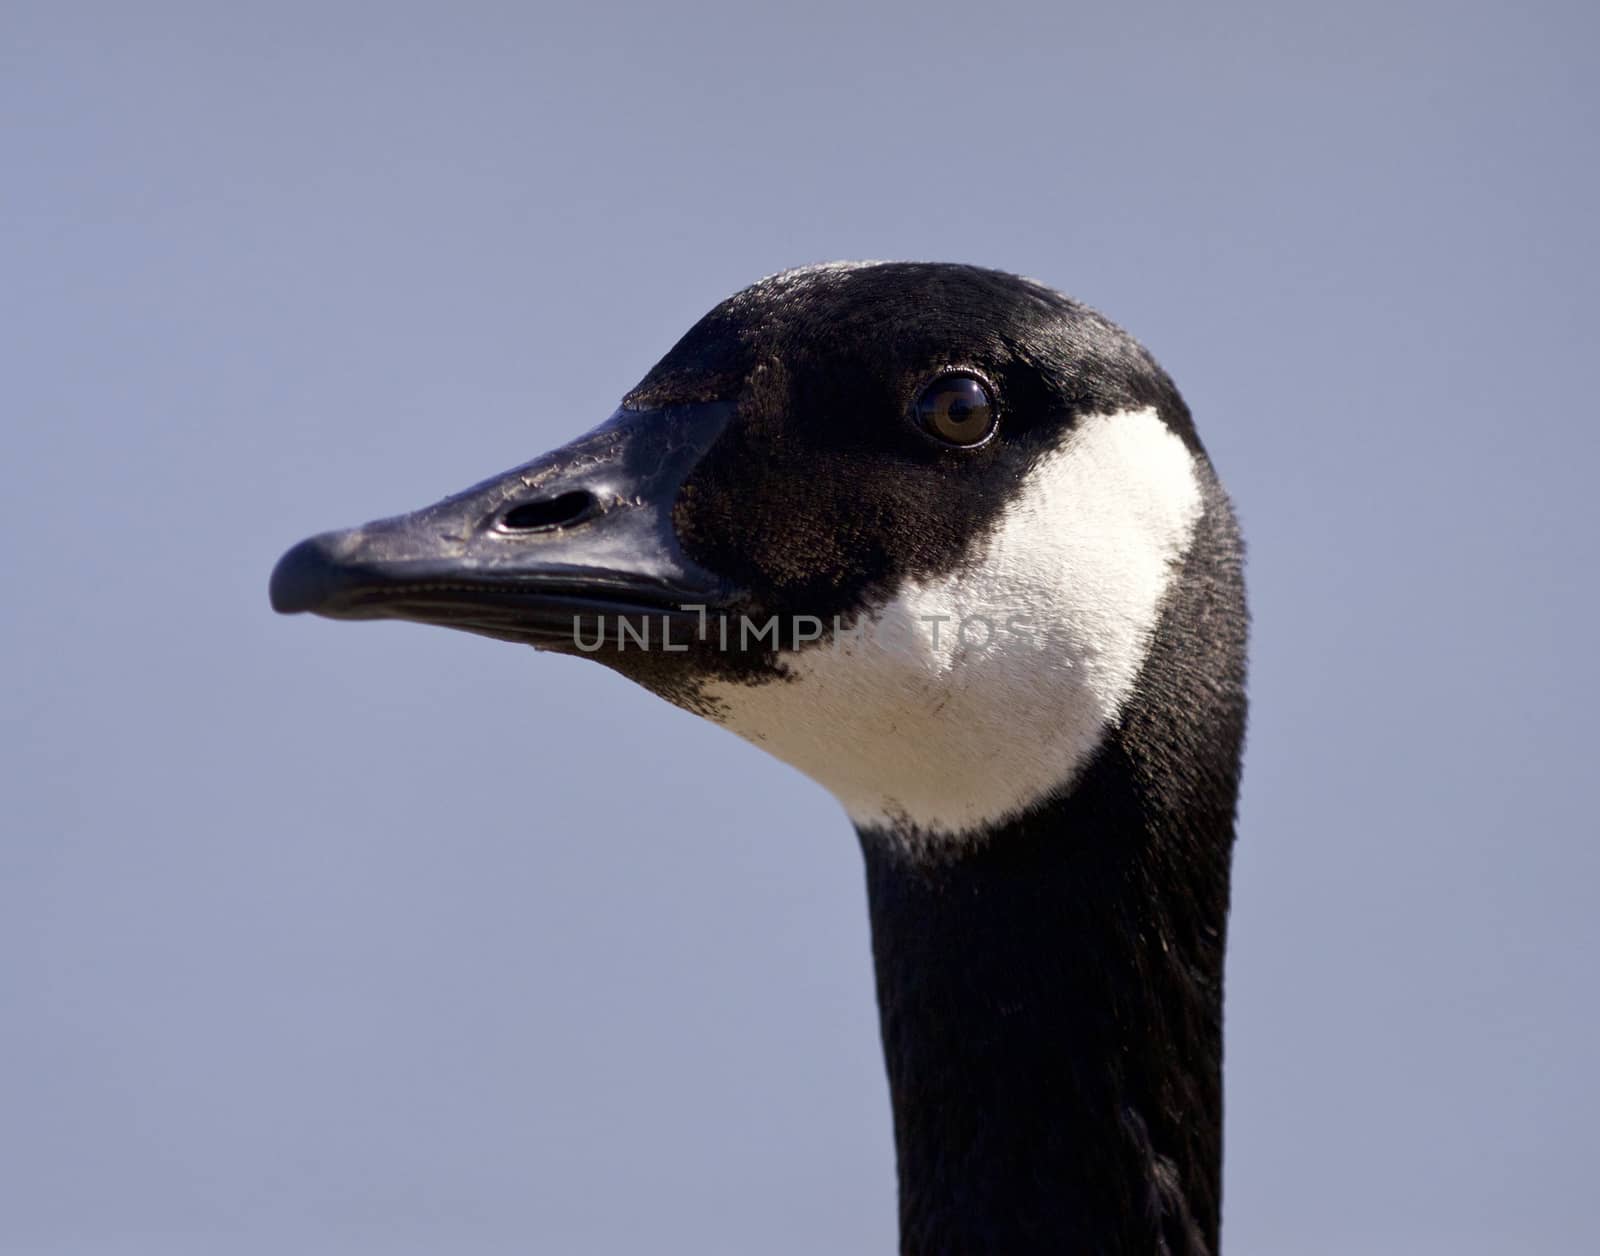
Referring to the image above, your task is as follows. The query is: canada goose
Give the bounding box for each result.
[270,261,1248,1254]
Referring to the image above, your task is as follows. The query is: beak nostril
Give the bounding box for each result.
[499,490,599,533]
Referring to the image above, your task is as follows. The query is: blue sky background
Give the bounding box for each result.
[4,2,1597,1252]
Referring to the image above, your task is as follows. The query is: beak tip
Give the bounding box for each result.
[269,535,342,615]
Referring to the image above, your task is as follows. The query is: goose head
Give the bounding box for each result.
[271,261,1229,846]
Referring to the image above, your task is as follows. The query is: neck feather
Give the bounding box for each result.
[858,485,1247,1255]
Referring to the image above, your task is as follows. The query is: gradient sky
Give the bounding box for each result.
[5,2,1597,1253]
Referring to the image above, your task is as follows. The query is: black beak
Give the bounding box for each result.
[269,402,738,649]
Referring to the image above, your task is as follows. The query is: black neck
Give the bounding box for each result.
[859,487,1247,1255]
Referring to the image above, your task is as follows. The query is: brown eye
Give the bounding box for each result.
[913,373,997,447]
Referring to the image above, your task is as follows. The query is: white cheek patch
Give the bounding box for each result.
[696,408,1204,840]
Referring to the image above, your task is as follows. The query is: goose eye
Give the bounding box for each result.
[914,373,997,447]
